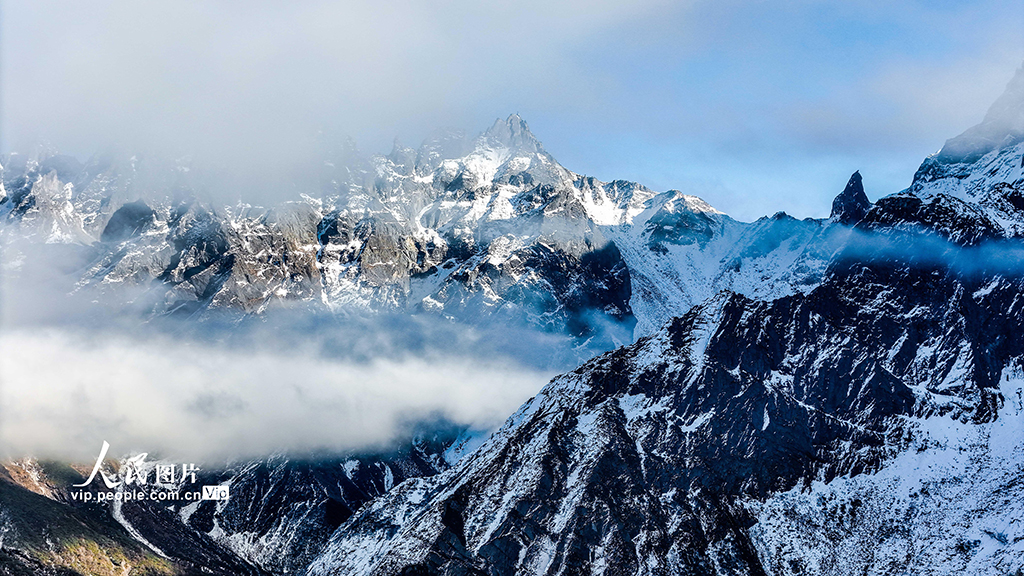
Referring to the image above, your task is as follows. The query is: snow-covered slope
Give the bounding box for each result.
[308,218,1024,576]
[752,364,1024,576]
[609,197,840,336]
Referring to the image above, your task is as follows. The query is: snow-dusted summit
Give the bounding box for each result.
[0,114,842,346]
[863,64,1024,244]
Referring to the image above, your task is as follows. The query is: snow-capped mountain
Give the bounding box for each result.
[0,113,838,349]
[352,63,1024,573]
[862,66,1024,245]
[302,66,1024,575]
[0,109,850,576]
[3,63,1023,576]
[306,243,1024,574]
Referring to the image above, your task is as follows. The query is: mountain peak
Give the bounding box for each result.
[481,113,543,153]
[830,170,871,224]
[936,62,1024,164]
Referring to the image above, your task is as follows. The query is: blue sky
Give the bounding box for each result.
[3,0,1023,220]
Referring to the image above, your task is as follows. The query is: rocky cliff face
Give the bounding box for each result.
[307,240,1024,575]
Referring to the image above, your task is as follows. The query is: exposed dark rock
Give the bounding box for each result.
[100,200,155,242]
[830,171,871,224]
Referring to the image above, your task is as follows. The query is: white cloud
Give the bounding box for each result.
[3,0,1021,220]
[0,327,552,461]
[1,0,672,164]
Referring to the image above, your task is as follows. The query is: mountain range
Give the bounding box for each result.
[1,64,1023,576]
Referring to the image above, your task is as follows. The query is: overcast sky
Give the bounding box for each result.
[3,0,1022,220]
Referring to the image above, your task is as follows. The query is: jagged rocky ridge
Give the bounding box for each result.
[0,115,843,345]
[306,228,1024,574]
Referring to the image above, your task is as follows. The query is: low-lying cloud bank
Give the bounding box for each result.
[835,227,1024,276]
[0,326,552,462]
[6,220,1023,463]
[0,233,615,464]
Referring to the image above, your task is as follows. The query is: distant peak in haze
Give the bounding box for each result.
[937,62,1024,164]
[481,114,543,154]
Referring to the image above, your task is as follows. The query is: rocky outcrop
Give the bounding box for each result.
[830,171,871,225]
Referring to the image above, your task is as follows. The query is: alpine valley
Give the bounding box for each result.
[2,63,1024,575]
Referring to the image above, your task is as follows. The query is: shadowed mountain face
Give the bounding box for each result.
[307,216,1024,575]
[3,66,1024,576]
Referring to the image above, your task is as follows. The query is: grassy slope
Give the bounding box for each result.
[0,464,178,576]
